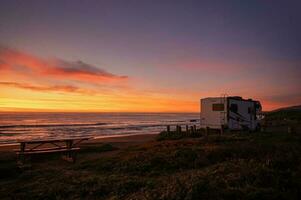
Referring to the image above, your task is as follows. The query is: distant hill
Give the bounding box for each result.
[272,105,301,112]
[266,105,301,121]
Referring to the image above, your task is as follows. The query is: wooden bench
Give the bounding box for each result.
[14,137,91,166]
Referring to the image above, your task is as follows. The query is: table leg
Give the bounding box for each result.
[20,142,25,152]
[18,143,26,165]
[66,140,74,161]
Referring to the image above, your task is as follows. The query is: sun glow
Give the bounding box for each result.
[0,46,299,112]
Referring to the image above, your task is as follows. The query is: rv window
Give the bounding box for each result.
[230,104,238,113]
[212,104,224,111]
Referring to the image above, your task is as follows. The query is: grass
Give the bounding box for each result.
[1,120,301,199]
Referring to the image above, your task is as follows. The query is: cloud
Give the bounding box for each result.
[0,46,128,83]
[0,81,91,94]
[0,60,10,70]
[45,59,128,82]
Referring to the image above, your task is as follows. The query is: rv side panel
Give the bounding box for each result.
[200,98,227,129]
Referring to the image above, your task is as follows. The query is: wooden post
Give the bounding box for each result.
[190,126,194,135]
[206,126,209,136]
[167,125,170,134]
[179,125,182,134]
[221,125,224,135]
[186,125,189,135]
[193,125,197,133]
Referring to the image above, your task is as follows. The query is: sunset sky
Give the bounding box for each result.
[0,0,300,112]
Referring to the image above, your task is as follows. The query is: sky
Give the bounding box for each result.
[0,0,300,112]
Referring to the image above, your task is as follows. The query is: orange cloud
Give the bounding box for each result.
[0,46,127,83]
[0,81,92,94]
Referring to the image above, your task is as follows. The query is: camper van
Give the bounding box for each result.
[200,96,262,131]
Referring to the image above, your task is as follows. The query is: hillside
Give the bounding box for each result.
[265,105,301,122]
[273,105,301,112]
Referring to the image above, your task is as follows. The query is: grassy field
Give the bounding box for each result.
[0,112,301,199]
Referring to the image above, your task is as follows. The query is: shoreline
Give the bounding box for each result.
[0,133,158,152]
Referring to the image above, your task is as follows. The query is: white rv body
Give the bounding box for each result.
[200,96,261,131]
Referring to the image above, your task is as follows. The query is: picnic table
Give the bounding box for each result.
[15,137,91,166]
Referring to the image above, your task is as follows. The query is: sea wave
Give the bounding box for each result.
[0,122,108,129]
[0,113,200,144]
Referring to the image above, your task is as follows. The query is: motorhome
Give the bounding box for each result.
[200,96,262,131]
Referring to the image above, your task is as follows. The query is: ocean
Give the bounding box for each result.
[0,112,200,145]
